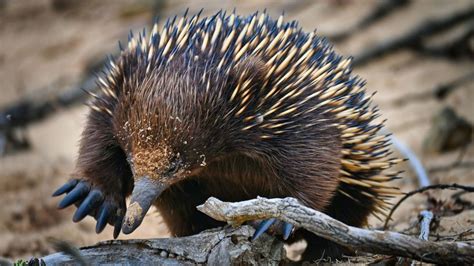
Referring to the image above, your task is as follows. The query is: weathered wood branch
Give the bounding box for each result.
[39,226,285,265]
[418,21,474,59]
[327,0,410,42]
[197,196,474,264]
[0,77,95,130]
[353,6,474,66]
[0,74,97,155]
[392,71,474,107]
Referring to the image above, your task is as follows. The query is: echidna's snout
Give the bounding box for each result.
[122,176,167,234]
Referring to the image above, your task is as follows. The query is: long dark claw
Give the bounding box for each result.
[73,190,104,222]
[52,179,79,197]
[252,218,276,241]
[282,222,294,240]
[113,213,124,239]
[96,203,112,234]
[58,182,90,209]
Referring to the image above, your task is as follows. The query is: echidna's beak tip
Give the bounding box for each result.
[122,176,166,234]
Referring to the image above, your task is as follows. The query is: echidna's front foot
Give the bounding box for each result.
[250,218,295,241]
[52,179,126,238]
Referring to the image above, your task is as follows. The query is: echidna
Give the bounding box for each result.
[53,10,402,259]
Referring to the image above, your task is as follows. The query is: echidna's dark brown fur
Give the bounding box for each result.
[76,10,402,259]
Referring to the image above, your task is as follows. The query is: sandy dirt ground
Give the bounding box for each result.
[0,0,472,262]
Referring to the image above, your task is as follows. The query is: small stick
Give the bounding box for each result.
[327,0,410,42]
[408,211,434,266]
[418,210,433,241]
[352,7,474,66]
[383,183,474,230]
[392,71,474,106]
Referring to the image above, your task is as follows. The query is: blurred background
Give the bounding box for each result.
[0,0,473,260]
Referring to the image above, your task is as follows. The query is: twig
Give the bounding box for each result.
[402,229,473,241]
[418,21,474,59]
[353,6,474,66]
[418,210,434,241]
[198,197,474,264]
[434,72,474,99]
[384,183,474,229]
[0,75,98,156]
[408,211,435,266]
[327,0,410,42]
[428,145,472,174]
[434,229,473,241]
[0,77,96,130]
[392,71,474,106]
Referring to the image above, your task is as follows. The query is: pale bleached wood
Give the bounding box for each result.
[40,226,285,265]
[197,196,474,264]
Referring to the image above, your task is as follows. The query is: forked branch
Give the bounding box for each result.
[197,196,474,264]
